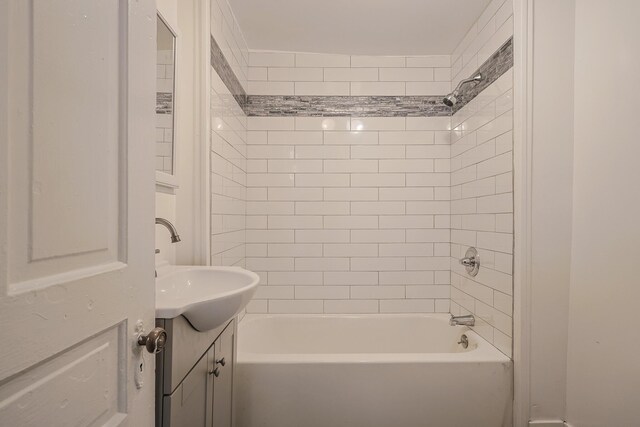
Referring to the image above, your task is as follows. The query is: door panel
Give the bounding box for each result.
[0,323,126,426]
[0,0,156,425]
[29,0,120,263]
[7,0,124,292]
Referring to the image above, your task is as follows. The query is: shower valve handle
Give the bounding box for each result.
[459,247,480,277]
[460,257,476,267]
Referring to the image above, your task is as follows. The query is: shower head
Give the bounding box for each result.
[443,92,458,107]
[443,73,483,107]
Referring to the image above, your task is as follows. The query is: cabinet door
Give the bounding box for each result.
[212,324,234,427]
[164,352,210,427]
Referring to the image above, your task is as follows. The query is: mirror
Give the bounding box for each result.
[156,14,177,183]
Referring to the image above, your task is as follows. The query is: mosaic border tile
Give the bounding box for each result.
[210,35,247,109]
[210,34,513,117]
[156,92,173,114]
[452,37,513,114]
[245,95,451,117]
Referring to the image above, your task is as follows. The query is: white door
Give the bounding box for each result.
[0,0,157,425]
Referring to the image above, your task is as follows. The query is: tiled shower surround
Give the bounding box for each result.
[245,116,453,315]
[209,0,249,268]
[449,70,514,356]
[449,0,514,356]
[209,0,514,354]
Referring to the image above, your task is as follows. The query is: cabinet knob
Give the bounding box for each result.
[216,357,226,367]
[209,367,220,377]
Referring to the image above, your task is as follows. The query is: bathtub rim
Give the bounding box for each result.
[237,313,511,364]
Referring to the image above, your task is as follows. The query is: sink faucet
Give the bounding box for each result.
[450,314,475,326]
[155,218,180,278]
[156,217,181,243]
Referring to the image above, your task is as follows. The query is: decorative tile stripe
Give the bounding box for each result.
[452,37,513,114]
[245,95,451,117]
[210,35,247,109]
[156,92,173,114]
[210,33,513,117]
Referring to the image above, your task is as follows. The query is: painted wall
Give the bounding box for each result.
[527,1,640,424]
[565,0,640,425]
[174,0,206,266]
[528,0,575,422]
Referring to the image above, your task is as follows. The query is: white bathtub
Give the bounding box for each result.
[235,314,512,427]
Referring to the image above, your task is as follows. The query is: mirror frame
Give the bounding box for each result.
[155,11,180,189]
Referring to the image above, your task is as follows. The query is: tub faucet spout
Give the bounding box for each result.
[450,314,475,326]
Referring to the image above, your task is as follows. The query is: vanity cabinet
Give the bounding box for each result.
[155,316,235,427]
[212,323,234,427]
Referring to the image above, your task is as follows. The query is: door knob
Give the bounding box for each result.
[216,357,226,366]
[137,327,167,354]
[209,367,220,377]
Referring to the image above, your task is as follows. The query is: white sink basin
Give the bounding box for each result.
[155,264,260,331]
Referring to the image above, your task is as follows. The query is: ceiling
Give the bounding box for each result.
[228,0,492,56]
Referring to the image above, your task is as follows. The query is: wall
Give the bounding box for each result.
[244,49,455,315]
[245,114,452,314]
[524,1,640,424]
[451,0,513,88]
[153,0,251,269]
[565,0,640,425]
[527,0,575,423]
[210,0,248,94]
[155,0,179,266]
[156,0,209,267]
[209,74,248,267]
[449,69,513,357]
[247,51,451,96]
[444,0,515,358]
[209,0,249,267]
[241,0,514,326]
[174,0,205,266]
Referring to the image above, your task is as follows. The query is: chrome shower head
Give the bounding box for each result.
[442,73,483,107]
[443,92,458,107]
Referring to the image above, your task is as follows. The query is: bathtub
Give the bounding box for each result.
[235,314,512,427]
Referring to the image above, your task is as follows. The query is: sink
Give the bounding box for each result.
[155,264,260,331]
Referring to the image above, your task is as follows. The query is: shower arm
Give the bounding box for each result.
[451,73,483,95]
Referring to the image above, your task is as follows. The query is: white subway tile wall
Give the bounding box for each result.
[245,116,452,315]
[451,0,513,88]
[248,52,453,96]
[448,0,514,358]
[208,0,514,356]
[450,68,513,358]
[211,0,249,92]
[210,0,249,269]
